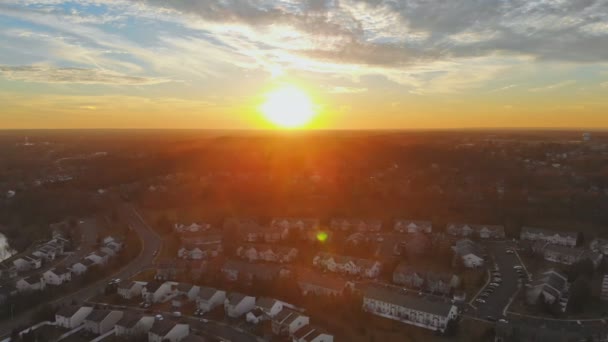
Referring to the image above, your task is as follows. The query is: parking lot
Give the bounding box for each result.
[472,241,529,321]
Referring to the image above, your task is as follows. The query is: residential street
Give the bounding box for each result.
[0,202,161,338]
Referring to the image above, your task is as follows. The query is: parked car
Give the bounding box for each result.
[476,299,486,304]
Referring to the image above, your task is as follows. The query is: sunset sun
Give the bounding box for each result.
[260,85,316,128]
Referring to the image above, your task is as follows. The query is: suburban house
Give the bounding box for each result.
[520,227,579,247]
[15,276,45,292]
[196,286,226,313]
[177,242,222,260]
[71,258,95,275]
[526,269,569,306]
[148,321,190,342]
[221,260,291,283]
[590,238,608,255]
[83,309,124,335]
[178,231,223,248]
[240,225,286,243]
[42,266,72,286]
[293,325,334,342]
[117,280,147,300]
[534,242,602,266]
[312,252,382,278]
[85,251,109,265]
[446,223,505,239]
[176,283,200,300]
[452,239,484,268]
[115,314,155,338]
[256,297,284,317]
[271,308,310,336]
[55,306,94,329]
[225,292,256,318]
[362,283,459,333]
[394,220,432,234]
[142,281,179,303]
[330,219,382,232]
[271,218,320,234]
[392,262,460,295]
[12,255,42,272]
[236,244,298,263]
[297,269,354,296]
[32,245,57,261]
[174,222,211,233]
[154,258,208,281]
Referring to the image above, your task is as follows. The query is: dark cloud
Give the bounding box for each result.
[136,0,608,65]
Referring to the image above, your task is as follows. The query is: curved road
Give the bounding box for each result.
[0,203,161,338]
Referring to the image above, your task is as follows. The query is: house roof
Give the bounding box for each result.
[256,297,279,310]
[363,283,454,317]
[532,269,568,295]
[198,286,221,301]
[453,239,482,257]
[227,292,251,305]
[21,275,40,285]
[85,309,112,323]
[293,325,329,342]
[56,305,90,318]
[81,258,95,267]
[521,226,578,239]
[116,313,144,329]
[177,282,196,293]
[274,308,308,325]
[145,281,164,293]
[117,279,135,290]
[544,244,586,258]
[314,252,380,269]
[149,320,179,336]
[393,261,455,282]
[51,266,71,276]
[296,269,349,292]
[222,260,288,280]
[394,220,432,230]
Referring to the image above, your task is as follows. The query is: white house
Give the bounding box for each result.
[43,266,72,286]
[85,252,109,265]
[148,321,189,342]
[115,314,154,338]
[176,283,200,301]
[362,283,459,332]
[178,243,222,260]
[520,227,578,247]
[117,280,147,300]
[271,308,310,336]
[447,223,505,239]
[16,276,45,292]
[297,269,353,296]
[236,244,298,263]
[196,286,226,313]
[392,262,460,295]
[591,238,608,255]
[452,239,484,268]
[526,270,569,306]
[55,306,94,329]
[293,325,334,342]
[313,252,382,278]
[225,292,256,318]
[256,297,284,317]
[394,220,432,234]
[71,258,95,275]
[330,219,382,232]
[83,310,124,335]
[12,255,42,272]
[142,281,178,303]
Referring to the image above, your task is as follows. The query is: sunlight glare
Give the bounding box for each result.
[260,85,316,128]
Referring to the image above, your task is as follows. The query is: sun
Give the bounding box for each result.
[260,85,316,128]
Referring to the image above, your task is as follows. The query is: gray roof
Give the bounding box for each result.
[521,226,578,239]
[150,320,180,336]
[116,313,144,329]
[56,305,89,318]
[85,309,112,323]
[256,297,278,310]
[453,239,482,257]
[227,292,251,305]
[145,281,163,292]
[198,286,221,300]
[363,284,454,317]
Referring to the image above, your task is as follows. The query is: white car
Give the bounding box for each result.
[490,282,500,287]
[475,299,486,303]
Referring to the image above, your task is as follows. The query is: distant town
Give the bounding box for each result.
[1,130,608,342]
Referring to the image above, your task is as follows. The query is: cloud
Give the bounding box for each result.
[601,81,608,88]
[529,80,577,92]
[0,65,170,85]
[329,86,368,94]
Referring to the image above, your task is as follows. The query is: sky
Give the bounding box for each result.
[1,0,607,130]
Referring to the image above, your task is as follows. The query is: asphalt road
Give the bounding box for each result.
[472,241,525,320]
[0,202,161,338]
